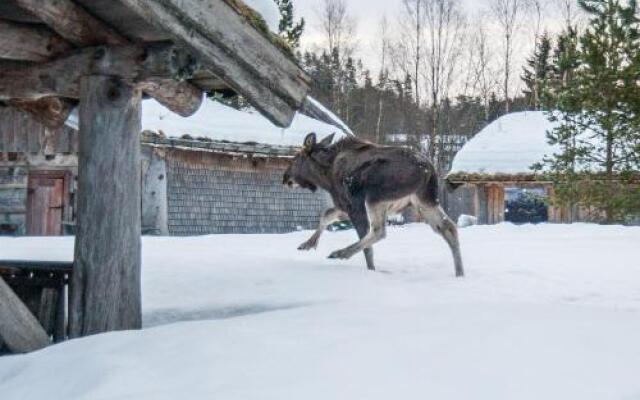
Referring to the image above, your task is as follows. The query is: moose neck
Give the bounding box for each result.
[307,153,335,192]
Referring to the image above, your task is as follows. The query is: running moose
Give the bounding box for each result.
[283,133,464,277]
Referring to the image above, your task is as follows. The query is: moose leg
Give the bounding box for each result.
[352,213,375,271]
[422,205,465,277]
[298,207,348,250]
[329,202,386,270]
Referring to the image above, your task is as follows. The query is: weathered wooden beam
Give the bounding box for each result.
[0,43,197,100]
[138,78,203,117]
[70,75,142,337]
[119,0,311,127]
[8,97,75,128]
[12,0,128,46]
[0,276,50,353]
[0,19,72,62]
[11,0,203,116]
[0,2,41,24]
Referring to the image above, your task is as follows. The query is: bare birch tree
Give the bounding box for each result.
[316,0,357,117]
[469,24,498,121]
[318,0,357,59]
[552,0,580,31]
[375,16,391,143]
[394,0,426,106]
[422,0,465,163]
[490,0,525,113]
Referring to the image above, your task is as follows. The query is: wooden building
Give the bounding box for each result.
[446,112,609,225]
[0,0,338,352]
[0,97,341,237]
[0,107,78,236]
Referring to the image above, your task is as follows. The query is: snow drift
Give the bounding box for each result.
[1,224,639,400]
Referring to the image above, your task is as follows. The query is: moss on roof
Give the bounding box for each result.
[222,0,295,58]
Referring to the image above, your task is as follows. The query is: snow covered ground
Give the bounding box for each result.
[1,223,639,400]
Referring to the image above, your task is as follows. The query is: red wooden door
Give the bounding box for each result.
[26,174,65,236]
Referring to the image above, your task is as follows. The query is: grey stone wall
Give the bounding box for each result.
[165,150,330,235]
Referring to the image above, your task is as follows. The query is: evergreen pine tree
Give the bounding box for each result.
[522,32,553,110]
[539,0,640,223]
[545,26,580,108]
[274,0,305,49]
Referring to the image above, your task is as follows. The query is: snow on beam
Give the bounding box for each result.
[119,0,311,127]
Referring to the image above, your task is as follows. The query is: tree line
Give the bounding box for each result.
[527,0,640,223]
[275,0,638,222]
[276,0,567,172]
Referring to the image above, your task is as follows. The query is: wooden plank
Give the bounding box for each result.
[54,284,66,342]
[70,75,142,337]
[11,0,203,117]
[7,103,18,151]
[53,125,69,153]
[8,97,75,129]
[73,0,170,42]
[38,288,58,335]
[119,0,311,127]
[138,77,203,118]
[0,2,41,23]
[0,275,50,353]
[13,109,28,152]
[0,19,72,62]
[12,0,128,46]
[0,43,198,100]
[26,109,43,152]
[0,260,73,273]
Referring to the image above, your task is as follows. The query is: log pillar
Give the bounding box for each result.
[70,75,142,337]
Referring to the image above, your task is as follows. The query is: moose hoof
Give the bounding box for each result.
[298,240,317,251]
[328,249,354,260]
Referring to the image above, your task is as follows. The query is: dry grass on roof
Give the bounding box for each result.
[446,171,640,185]
[222,0,295,58]
[446,172,546,184]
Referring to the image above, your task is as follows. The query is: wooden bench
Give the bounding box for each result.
[0,260,73,353]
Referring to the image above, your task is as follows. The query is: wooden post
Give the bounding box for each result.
[69,75,142,337]
[0,276,50,353]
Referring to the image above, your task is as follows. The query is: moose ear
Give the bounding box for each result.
[303,133,317,152]
[319,133,336,147]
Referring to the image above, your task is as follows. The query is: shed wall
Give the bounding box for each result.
[165,149,330,235]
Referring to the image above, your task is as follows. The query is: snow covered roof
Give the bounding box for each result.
[242,0,281,33]
[140,98,345,147]
[66,97,347,148]
[449,111,556,176]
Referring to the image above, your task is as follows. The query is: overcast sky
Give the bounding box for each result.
[291,0,573,79]
[294,0,487,56]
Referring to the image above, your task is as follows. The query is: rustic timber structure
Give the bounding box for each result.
[444,112,639,225]
[0,0,327,353]
[0,106,335,238]
[143,135,331,235]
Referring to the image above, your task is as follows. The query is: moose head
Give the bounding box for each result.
[283,132,336,192]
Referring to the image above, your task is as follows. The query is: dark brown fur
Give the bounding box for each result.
[284,133,464,276]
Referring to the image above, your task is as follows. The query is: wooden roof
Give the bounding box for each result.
[446,171,640,185]
[0,0,313,128]
[446,172,550,184]
[143,133,300,159]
